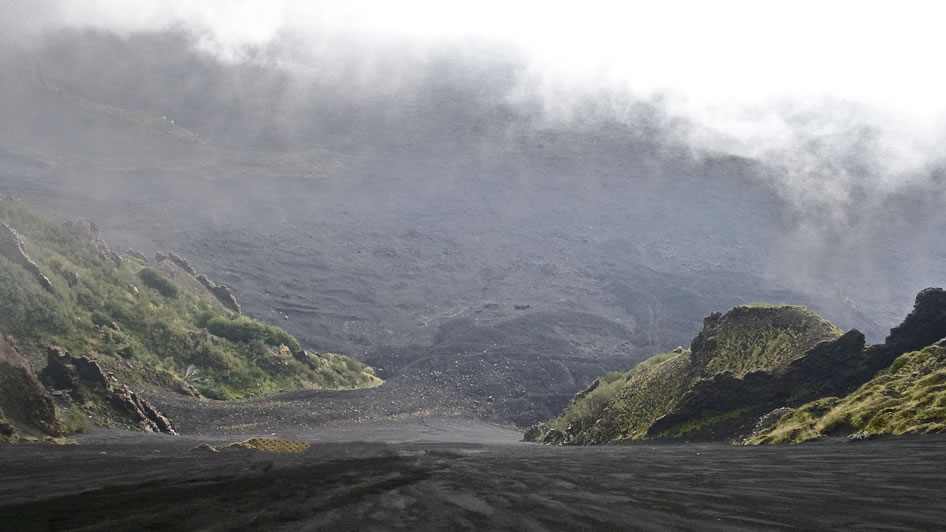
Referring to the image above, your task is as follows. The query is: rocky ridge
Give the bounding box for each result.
[527,288,946,444]
[64,219,122,267]
[0,223,54,293]
[154,252,241,313]
[45,346,176,435]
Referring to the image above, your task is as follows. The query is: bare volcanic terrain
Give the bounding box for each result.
[0,166,892,426]
[1,422,945,531]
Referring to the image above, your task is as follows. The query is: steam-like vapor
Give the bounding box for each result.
[8,1,945,175]
[2,0,944,315]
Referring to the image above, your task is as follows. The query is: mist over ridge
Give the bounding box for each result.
[0,4,944,365]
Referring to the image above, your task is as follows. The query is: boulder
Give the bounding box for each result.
[0,224,54,293]
[63,270,80,287]
[196,274,242,314]
[45,346,111,390]
[293,349,318,370]
[0,336,59,436]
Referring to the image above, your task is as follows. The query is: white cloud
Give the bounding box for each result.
[5,0,946,178]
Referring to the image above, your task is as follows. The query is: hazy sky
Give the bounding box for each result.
[11,1,942,113]
[4,1,945,202]
[8,1,944,168]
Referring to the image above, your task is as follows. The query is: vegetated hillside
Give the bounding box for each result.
[0,196,379,441]
[527,288,946,445]
[748,342,946,444]
[525,305,843,444]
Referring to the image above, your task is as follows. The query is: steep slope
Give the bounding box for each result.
[528,288,946,445]
[0,197,379,439]
[748,342,946,443]
[526,305,843,444]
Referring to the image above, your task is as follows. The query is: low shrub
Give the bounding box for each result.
[206,316,300,352]
[138,268,179,298]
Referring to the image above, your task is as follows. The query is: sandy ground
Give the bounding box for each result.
[1,419,945,531]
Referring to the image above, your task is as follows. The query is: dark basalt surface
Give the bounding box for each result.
[0,423,944,531]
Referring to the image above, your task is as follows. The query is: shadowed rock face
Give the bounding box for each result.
[45,346,177,435]
[0,224,54,293]
[648,288,946,440]
[0,336,59,437]
[527,288,946,444]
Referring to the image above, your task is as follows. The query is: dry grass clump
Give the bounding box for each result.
[748,345,946,444]
[227,437,310,453]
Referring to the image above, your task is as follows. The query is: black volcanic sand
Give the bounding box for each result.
[1,420,944,531]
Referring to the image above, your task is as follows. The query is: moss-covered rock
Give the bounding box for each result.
[526,304,842,444]
[747,343,946,444]
[692,305,842,377]
[528,288,946,445]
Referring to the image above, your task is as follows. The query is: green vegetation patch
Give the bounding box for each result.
[205,316,299,353]
[0,197,381,403]
[747,344,946,444]
[528,304,844,445]
[526,350,687,444]
[137,268,179,298]
[702,305,842,377]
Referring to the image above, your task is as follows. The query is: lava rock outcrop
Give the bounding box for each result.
[0,224,54,293]
[45,346,177,435]
[0,336,59,438]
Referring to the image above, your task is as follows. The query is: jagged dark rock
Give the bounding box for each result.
[64,219,122,267]
[293,349,318,370]
[157,250,242,314]
[45,346,111,390]
[196,274,242,314]
[154,251,168,262]
[43,346,177,435]
[126,248,149,263]
[689,312,723,370]
[167,252,197,275]
[0,336,60,437]
[860,287,946,376]
[0,224,54,293]
[108,384,177,435]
